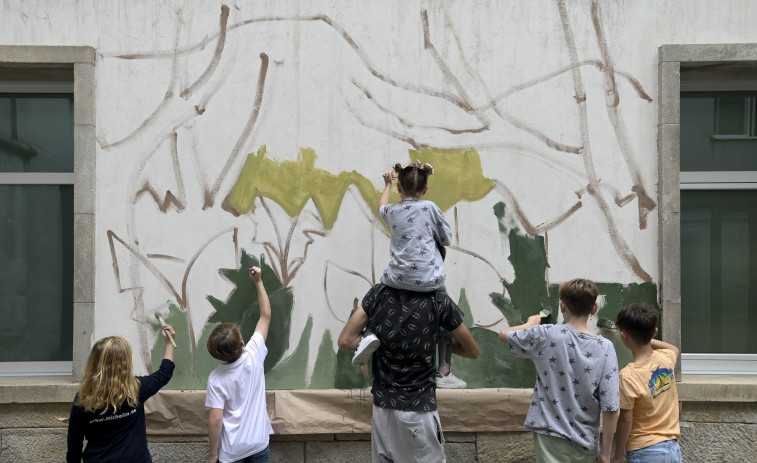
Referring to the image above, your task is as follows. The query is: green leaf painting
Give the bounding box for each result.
[151,251,295,389]
[149,302,217,389]
[455,202,657,388]
[207,251,293,372]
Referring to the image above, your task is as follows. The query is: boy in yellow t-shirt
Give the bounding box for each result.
[611,303,681,463]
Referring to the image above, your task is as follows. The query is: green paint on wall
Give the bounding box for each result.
[151,250,295,390]
[310,329,337,389]
[589,282,658,369]
[493,202,553,320]
[265,316,313,389]
[451,202,659,388]
[149,302,217,389]
[229,146,494,229]
[148,197,658,390]
[207,251,293,372]
[334,348,370,390]
[456,288,474,328]
[454,327,536,388]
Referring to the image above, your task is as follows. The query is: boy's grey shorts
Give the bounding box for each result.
[370,405,445,463]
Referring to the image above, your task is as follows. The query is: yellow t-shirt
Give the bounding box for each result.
[618,349,680,451]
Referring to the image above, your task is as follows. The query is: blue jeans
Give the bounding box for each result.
[224,445,270,463]
[626,439,681,463]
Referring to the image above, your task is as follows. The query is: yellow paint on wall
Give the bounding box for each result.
[411,148,494,211]
[230,146,494,229]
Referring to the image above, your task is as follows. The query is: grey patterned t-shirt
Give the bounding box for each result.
[508,324,619,455]
[380,198,452,292]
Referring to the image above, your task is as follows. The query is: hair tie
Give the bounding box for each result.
[397,160,434,175]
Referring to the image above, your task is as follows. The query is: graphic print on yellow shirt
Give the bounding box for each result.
[648,366,674,398]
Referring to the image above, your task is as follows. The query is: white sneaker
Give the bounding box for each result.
[352,333,380,368]
[435,370,467,389]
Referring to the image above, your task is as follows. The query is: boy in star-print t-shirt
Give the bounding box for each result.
[499,278,619,463]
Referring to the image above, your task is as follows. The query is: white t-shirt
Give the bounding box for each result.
[205,332,273,462]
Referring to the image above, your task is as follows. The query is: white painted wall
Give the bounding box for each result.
[3,0,757,376]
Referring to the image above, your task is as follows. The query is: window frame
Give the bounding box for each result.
[0,82,75,375]
[659,44,757,376]
[0,46,95,379]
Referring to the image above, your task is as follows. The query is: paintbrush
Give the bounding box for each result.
[155,313,177,347]
[539,307,553,324]
[596,317,617,330]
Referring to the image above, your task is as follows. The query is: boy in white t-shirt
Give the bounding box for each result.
[205,266,273,463]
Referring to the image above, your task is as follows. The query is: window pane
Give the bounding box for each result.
[0,94,73,173]
[716,97,747,135]
[0,185,73,362]
[681,190,757,354]
[0,98,10,138]
[681,92,757,171]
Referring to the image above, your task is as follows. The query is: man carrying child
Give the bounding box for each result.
[339,285,479,462]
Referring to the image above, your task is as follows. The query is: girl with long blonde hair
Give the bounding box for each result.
[66,325,175,462]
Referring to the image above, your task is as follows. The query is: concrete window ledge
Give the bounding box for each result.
[678,375,757,402]
[0,376,78,404]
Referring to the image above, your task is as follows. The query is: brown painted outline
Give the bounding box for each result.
[590,1,655,229]
[181,5,230,99]
[107,226,238,373]
[557,0,652,282]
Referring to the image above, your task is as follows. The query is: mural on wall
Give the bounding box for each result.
[95,0,658,389]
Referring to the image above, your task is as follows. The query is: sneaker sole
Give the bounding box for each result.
[351,338,380,368]
[435,381,467,389]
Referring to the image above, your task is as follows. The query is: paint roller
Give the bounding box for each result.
[154,313,177,347]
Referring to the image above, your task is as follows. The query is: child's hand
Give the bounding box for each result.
[249,266,262,283]
[382,170,396,186]
[526,314,542,327]
[161,324,176,344]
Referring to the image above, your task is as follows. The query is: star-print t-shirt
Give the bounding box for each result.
[508,324,619,455]
[379,198,452,292]
[362,283,464,411]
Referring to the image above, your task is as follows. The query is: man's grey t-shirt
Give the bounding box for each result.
[508,324,619,455]
[379,198,451,292]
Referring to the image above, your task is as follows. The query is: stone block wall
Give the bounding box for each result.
[1,401,756,462]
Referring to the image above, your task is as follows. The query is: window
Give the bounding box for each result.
[0,79,74,376]
[659,45,757,376]
[0,47,95,379]
[679,83,757,374]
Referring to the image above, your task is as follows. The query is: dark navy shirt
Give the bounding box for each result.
[362,284,464,411]
[66,359,174,462]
